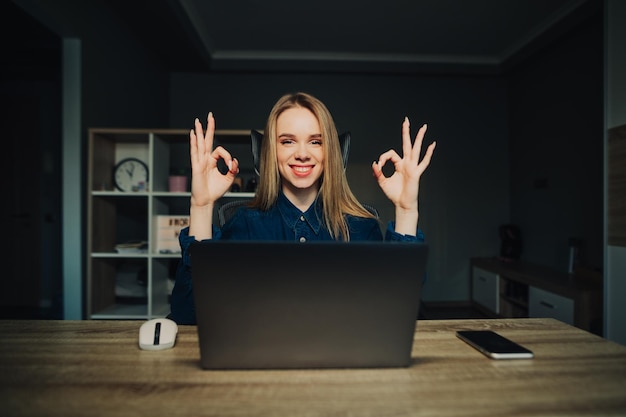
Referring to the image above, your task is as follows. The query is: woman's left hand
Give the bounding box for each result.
[372,117,436,232]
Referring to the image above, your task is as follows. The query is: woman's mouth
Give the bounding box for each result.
[290,165,314,177]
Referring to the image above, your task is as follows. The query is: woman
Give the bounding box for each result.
[169,92,436,324]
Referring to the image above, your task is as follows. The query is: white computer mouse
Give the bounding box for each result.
[139,318,178,350]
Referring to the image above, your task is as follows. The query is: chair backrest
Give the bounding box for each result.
[361,203,380,219]
[217,199,253,227]
[218,130,377,227]
[218,198,379,227]
[251,130,351,176]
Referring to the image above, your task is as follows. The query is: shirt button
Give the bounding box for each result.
[299,237,306,243]
[300,215,305,221]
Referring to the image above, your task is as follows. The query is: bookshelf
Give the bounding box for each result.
[86,128,256,319]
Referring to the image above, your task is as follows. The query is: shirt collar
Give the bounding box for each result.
[277,191,323,234]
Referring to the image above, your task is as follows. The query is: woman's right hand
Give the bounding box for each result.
[189,112,239,208]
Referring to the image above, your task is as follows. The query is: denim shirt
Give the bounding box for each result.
[169,192,425,324]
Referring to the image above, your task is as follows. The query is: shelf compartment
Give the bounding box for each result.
[151,258,177,318]
[91,194,149,253]
[89,130,150,192]
[90,257,148,318]
[91,303,148,319]
[499,296,528,318]
[499,277,528,318]
[152,130,189,192]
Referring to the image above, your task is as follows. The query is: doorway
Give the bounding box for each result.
[1,1,63,318]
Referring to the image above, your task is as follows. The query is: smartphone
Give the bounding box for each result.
[456,330,534,359]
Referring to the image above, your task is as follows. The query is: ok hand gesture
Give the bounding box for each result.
[372,117,436,235]
[189,112,239,208]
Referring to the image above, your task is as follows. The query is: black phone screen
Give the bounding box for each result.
[456,330,534,359]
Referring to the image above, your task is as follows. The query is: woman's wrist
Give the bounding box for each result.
[190,201,214,211]
[189,203,215,240]
[394,206,419,236]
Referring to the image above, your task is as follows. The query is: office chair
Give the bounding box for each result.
[217,130,378,227]
[217,199,254,227]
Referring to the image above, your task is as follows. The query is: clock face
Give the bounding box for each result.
[113,158,149,192]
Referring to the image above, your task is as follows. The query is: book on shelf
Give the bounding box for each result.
[153,215,190,254]
[114,241,148,254]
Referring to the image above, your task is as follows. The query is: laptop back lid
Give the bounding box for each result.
[190,240,427,369]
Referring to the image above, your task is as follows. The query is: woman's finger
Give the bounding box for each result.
[417,141,437,173]
[401,117,412,159]
[377,149,402,171]
[411,123,427,162]
[205,112,215,153]
[210,146,237,170]
[189,127,198,164]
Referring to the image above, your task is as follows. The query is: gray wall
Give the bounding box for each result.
[508,11,604,272]
[170,72,510,302]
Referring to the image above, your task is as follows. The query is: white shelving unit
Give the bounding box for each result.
[86,128,256,319]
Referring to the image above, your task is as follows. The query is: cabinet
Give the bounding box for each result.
[528,287,574,325]
[86,128,256,319]
[470,258,602,334]
[471,267,499,315]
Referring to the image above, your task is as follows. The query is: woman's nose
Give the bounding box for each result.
[294,143,310,160]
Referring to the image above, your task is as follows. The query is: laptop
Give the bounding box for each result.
[190,240,428,370]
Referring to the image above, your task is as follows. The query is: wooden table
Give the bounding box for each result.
[1,318,625,417]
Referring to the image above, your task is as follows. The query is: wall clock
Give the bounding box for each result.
[113,157,149,192]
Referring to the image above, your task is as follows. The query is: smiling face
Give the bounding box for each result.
[275,106,325,205]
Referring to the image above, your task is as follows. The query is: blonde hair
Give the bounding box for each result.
[250,92,375,240]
